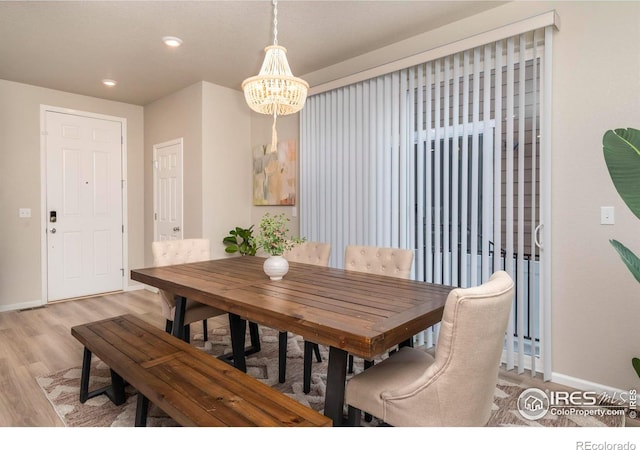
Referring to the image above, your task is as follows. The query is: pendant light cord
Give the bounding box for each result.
[271,0,279,153]
[273,0,278,46]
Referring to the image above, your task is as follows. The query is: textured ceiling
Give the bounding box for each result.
[0,1,506,105]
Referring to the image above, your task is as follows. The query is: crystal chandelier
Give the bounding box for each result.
[242,0,308,150]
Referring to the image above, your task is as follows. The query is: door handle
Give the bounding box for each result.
[173,226,181,232]
[50,228,57,234]
[534,223,543,249]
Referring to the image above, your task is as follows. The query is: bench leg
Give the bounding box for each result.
[107,369,126,406]
[79,347,126,406]
[135,394,149,427]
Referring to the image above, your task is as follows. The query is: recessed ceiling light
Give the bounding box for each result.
[102,79,117,87]
[162,36,183,48]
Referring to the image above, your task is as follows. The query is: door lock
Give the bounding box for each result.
[173,226,181,232]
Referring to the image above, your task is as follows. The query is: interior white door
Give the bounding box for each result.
[45,111,123,301]
[153,139,183,241]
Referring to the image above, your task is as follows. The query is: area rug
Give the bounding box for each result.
[36,324,626,427]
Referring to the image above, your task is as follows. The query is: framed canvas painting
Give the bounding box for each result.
[253,140,296,205]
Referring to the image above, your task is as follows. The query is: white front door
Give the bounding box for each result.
[45,110,124,301]
[153,138,183,241]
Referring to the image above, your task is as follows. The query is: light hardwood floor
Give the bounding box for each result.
[0,289,172,426]
[0,289,635,427]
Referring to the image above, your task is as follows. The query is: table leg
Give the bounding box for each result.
[228,313,247,372]
[324,346,348,427]
[172,295,187,341]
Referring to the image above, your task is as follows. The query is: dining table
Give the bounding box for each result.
[130,255,452,426]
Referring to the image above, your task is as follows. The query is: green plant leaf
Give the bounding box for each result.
[223,236,238,244]
[610,239,640,284]
[224,244,239,254]
[603,128,640,220]
[633,358,640,378]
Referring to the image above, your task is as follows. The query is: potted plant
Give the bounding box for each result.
[255,212,304,280]
[222,225,257,256]
[602,127,640,380]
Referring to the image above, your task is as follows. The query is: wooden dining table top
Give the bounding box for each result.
[131,255,452,360]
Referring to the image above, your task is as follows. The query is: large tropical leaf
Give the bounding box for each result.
[633,357,640,378]
[603,128,640,220]
[610,239,640,284]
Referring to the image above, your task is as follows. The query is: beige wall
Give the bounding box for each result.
[0,79,144,311]
[144,81,252,263]
[201,81,252,258]
[143,82,204,265]
[302,1,640,392]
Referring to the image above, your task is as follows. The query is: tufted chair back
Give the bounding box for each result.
[284,241,331,266]
[345,271,514,426]
[152,238,210,267]
[344,245,413,279]
[151,239,224,332]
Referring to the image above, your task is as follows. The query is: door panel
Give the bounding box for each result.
[46,111,123,301]
[154,139,183,241]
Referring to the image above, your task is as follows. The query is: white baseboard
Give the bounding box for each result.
[142,285,159,294]
[124,282,145,292]
[0,299,46,313]
[551,372,629,397]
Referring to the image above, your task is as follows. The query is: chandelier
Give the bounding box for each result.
[242,0,308,150]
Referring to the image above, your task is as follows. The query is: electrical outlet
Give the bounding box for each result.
[19,208,31,218]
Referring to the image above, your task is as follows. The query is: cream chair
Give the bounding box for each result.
[344,245,413,279]
[151,238,227,343]
[280,241,331,392]
[344,245,414,374]
[345,271,514,426]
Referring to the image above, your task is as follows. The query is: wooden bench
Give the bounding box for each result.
[71,314,332,427]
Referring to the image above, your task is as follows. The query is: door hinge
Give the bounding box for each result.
[153,160,159,169]
[121,268,124,276]
[122,225,124,233]
[121,136,124,145]
[154,212,158,221]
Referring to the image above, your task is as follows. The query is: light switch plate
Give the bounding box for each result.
[601,206,614,225]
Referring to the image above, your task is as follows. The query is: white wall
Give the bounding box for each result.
[0,79,144,311]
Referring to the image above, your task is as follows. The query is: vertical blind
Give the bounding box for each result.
[300,26,553,379]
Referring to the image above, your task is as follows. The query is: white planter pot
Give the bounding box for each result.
[263,255,289,281]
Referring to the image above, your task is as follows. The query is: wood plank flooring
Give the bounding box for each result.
[0,289,635,427]
[0,289,173,426]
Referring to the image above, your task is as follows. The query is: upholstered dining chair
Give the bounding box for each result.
[151,238,227,343]
[345,270,514,426]
[344,244,414,373]
[279,241,331,392]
